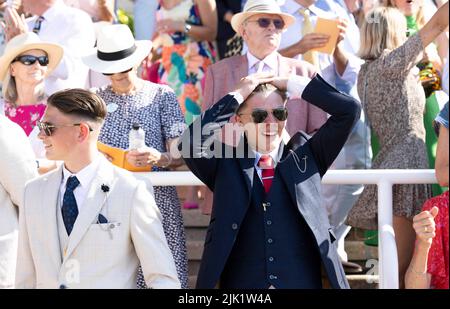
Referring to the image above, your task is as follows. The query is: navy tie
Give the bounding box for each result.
[32,16,45,34]
[62,176,80,235]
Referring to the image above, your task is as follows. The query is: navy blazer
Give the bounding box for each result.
[179,75,361,289]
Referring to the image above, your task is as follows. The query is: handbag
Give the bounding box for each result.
[224,33,243,58]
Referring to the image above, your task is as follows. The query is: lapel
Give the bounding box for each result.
[64,157,114,260]
[40,164,64,272]
[233,55,249,84]
[236,136,255,195]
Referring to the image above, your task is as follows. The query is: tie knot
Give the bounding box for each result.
[66,176,80,192]
[258,155,274,169]
[299,8,310,18]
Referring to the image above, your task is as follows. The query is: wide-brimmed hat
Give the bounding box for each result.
[82,24,152,74]
[0,32,63,81]
[231,0,295,34]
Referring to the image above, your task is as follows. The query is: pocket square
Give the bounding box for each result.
[98,214,108,224]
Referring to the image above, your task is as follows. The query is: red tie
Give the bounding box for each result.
[258,155,275,193]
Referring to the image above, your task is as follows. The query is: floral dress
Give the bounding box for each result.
[156,0,216,125]
[3,101,46,136]
[96,81,188,288]
[347,33,432,230]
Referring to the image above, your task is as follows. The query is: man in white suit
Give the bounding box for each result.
[0,116,37,288]
[15,88,180,289]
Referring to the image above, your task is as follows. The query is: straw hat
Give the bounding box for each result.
[0,32,63,81]
[231,0,295,34]
[82,24,152,74]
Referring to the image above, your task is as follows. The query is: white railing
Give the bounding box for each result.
[136,169,437,289]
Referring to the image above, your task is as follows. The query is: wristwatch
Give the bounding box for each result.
[184,23,192,34]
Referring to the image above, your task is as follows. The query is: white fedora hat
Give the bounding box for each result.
[82,24,152,74]
[0,32,63,81]
[231,0,295,34]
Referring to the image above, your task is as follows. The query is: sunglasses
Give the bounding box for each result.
[246,17,285,30]
[239,107,288,123]
[36,120,93,136]
[102,68,133,76]
[13,55,49,66]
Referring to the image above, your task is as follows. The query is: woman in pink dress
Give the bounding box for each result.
[0,32,62,172]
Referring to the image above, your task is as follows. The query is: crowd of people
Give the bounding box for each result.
[0,0,448,289]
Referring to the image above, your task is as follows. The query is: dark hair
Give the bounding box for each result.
[236,83,288,114]
[47,88,107,122]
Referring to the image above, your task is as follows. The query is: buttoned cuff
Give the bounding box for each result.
[287,75,312,99]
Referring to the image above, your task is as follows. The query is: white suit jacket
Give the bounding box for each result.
[0,116,37,288]
[16,156,180,289]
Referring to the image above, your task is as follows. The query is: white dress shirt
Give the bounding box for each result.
[26,0,96,95]
[247,51,279,75]
[279,0,362,98]
[59,154,101,213]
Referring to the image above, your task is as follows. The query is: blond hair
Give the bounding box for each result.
[2,68,46,105]
[358,6,407,60]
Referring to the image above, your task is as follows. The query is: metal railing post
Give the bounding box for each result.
[377,180,399,289]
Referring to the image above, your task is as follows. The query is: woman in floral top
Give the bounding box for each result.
[406,102,449,289]
[151,0,217,209]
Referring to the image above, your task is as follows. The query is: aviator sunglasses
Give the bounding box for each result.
[36,120,93,137]
[246,17,285,30]
[239,107,289,123]
[13,55,49,66]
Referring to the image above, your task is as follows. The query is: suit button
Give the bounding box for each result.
[269,257,274,262]
[59,284,67,289]
[267,238,273,244]
[231,223,238,230]
[267,220,272,226]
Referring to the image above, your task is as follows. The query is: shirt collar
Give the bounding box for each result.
[283,0,326,17]
[246,51,279,72]
[253,143,282,168]
[62,153,101,190]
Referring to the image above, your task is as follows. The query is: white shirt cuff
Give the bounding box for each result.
[287,75,312,99]
[228,92,245,105]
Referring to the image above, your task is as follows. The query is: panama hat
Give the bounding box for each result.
[231,0,295,34]
[0,32,63,81]
[82,24,152,74]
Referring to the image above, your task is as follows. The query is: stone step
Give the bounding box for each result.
[187,274,379,289]
[187,240,204,261]
[182,209,210,228]
[345,240,378,261]
[185,227,207,242]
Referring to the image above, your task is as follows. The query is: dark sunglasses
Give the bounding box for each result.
[36,120,93,137]
[239,107,288,123]
[246,17,285,30]
[102,68,133,76]
[13,55,49,66]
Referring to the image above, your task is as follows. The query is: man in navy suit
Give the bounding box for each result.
[179,72,360,288]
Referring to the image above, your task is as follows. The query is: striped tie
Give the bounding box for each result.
[258,155,275,193]
[32,16,45,34]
